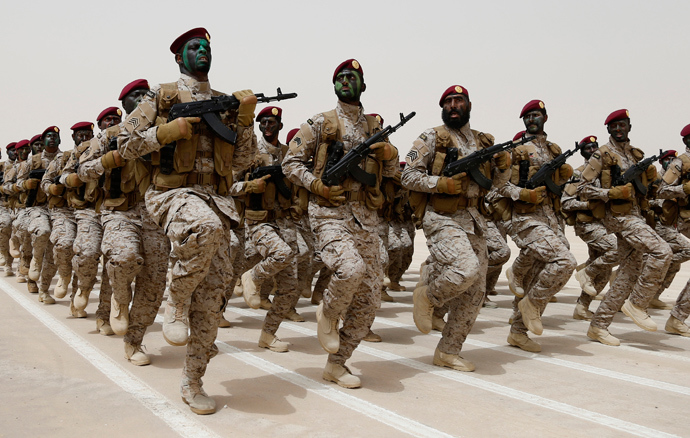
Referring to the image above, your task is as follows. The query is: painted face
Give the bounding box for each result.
[98,114,122,131]
[581,142,599,160]
[607,119,631,143]
[44,131,61,151]
[7,148,16,161]
[122,89,148,115]
[259,115,282,142]
[683,135,690,150]
[441,94,471,130]
[182,38,211,75]
[523,110,547,135]
[334,69,365,104]
[31,140,44,155]
[661,156,674,171]
[72,129,93,146]
[16,146,30,162]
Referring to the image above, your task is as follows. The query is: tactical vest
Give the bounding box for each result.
[562,165,594,225]
[47,152,71,209]
[27,155,48,206]
[65,142,103,211]
[244,143,297,224]
[508,140,562,214]
[149,82,234,196]
[658,153,690,225]
[590,145,649,218]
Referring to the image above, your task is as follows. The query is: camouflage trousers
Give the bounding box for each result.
[294,215,316,295]
[313,216,381,366]
[574,221,618,309]
[224,227,246,302]
[247,217,299,335]
[387,219,415,283]
[27,207,57,293]
[163,196,233,381]
[422,209,488,354]
[485,220,511,295]
[377,221,390,274]
[101,205,169,346]
[653,223,690,298]
[591,214,672,330]
[73,209,111,320]
[0,206,13,265]
[50,208,76,281]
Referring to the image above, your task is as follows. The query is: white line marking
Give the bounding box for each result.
[0,278,221,438]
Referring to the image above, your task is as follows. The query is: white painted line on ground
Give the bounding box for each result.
[0,279,221,438]
[228,306,680,438]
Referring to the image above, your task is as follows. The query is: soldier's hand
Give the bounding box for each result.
[48,184,64,196]
[683,181,690,195]
[558,163,574,182]
[370,142,398,161]
[436,173,467,195]
[519,186,547,204]
[23,178,39,190]
[64,173,84,188]
[101,150,124,169]
[608,183,634,200]
[245,174,271,194]
[156,117,200,145]
[645,164,658,182]
[493,150,512,170]
[311,179,346,204]
[392,170,402,185]
[232,89,257,127]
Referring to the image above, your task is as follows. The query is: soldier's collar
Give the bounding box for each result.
[179,73,210,93]
[336,99,363,119]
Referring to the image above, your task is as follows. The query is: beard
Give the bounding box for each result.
[442,108,470,130]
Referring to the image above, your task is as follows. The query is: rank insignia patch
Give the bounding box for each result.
[406,150,418,162]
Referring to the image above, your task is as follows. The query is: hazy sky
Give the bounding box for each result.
[2,1,689,162]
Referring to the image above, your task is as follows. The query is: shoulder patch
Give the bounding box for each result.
[146,90,156,99]
[419,133,427,141]
[592,152,600,160]
[406,150,419,163]
[294,137,302,146]
[307,119,314,126]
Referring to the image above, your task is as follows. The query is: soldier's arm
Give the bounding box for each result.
[282,115,323,189]
[231,129,258,174]
[380,141,400,178]
[40,156,61,194]
[14,162,31,193]
[657,157,687,199]
[2,166,17,195]
[400,130,438,193]
[118,87,163,161]
[576,153,609,201]
[77,136,108,182]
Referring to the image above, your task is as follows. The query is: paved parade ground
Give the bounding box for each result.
[1,228,689,438]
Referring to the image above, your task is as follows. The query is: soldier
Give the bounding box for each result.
[0,143,16,276]
[402,85,511,371]
[578,109,672,346]
[386,161,416,293]
[8,140,34,286]
[561,136,619,320]
[502,100,577,352]
[30,134,45,156]
[117,27,257,414]
[283,59,398,388]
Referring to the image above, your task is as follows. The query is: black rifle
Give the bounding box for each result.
[323,141,344,177]
[611,149,662,196]
[322,112,416,187]
[160,88,298,175]
[0,171,3,185]
[25,168,46,207]
[523,141,582,196]
[250,165,291,199]
[107,136,123,199]
[442,135,536,190]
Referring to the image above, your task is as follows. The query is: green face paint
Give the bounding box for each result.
[44,132,61,150]
[182,38,211,75]
[334,69,364,104]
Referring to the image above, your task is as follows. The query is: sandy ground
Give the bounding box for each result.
[1,227,689,438]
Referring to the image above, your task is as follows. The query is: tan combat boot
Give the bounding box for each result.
[573,303,593,321]
[517,296,543,335]
[110,297,130,336]
[259,298,272,310]
[506,267,524,298]
[73,287,92,311]
[124,343,150,366]
[233,276,244,296]
[300,285,312,298]
[483,297,498,309]
[286,309,305,322]
[162,298,189,346]
[310,289,323,305]
[621,300,657,331]
[3,263,14,277]
[241,270,261,309]
[97,319,115,336]
[433,348,475,372]
[413,285,434,334]
[16,274,27,283]
[70,301,86,318]
[28,256,42,282]
[27,280,38,294]
[388,280,406,292]
[587,325,620,346]
[507,332,541,352]
[363,329,382,342]
[218,315,232,328]
[38,291,55,304]
[258,330,289,352]
[316,302,340,353]
[575,269,597,296]
[54,276,70,298]
[323,362,360,389]
[649,298,673,310]
[181,377,216,415]
[432,315,446,332]
[9,239,19,259]
[380,289,394,302]
[665,316,690,337]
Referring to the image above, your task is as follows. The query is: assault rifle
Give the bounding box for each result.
[519,141,582,196]
[250,165,291,199]
[160,88,298,175]
[442,134,536,190]
[322,112,416,187]
[0,172,3,185]
[25,168,46,207]
[611,149,662,196]
[108,136,122,199]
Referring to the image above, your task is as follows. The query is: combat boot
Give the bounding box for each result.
[483,297,498,309]
[70,302,86,318]
[28,256,42,282]
[433,348,475,372]
[258,330,289,352]
[233,276,243,296]
[649,298,673,310]
[323,362,360,389]
[517,296,543,335]
[665,316,690,337]
[432,315,446,332]
[310,289,323,305]
[573,303,593,321]
[300,285,312,298]
[388,280,406,291]
[9,239,19,259]
[587,325,620,346]
[73,287,92,311]
[110,297,130,336]
[621,300,657,331]
[162,298,189,346]
[124,342,150,366]
[16,274,26,283]
[381,289,394,302]
[181,377,216,415]
[3,263,14,277]
[97,319,115,336]
[316,302,340,353]
[27,280,38,294]
[383,276,391,289]
[286,309,305,322]
[38,291,55,304]
[413,285,434,334]
[575,269,596,296]
[54,276,70,298]
[506,267,524,298]
[241,271,261,309]
[507,332,541,352]
[363,330,382,342]
[259,298,272,310]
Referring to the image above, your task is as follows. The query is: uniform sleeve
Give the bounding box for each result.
[657,157,687,199]
[40,155,61,194]
[576,152,609,201]
[77,136,108,182]
[59,149,81,185]
[231,127,258,174]
[117,87,163,161]
[400,130,439,193]
[380,141,400,178]
[282,114,324,190]
[2,165,18,195]
[14,162,31,192]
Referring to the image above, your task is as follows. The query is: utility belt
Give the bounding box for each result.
[102,191,140,212]
[513,195,553,214]
[154,171,220,191]
[244,208,286,225]
[429,193,479,213]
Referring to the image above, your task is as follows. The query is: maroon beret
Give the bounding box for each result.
[285,128,299,145]
[6,142,16,150]
[71,121,94,132]
[41,126,60,138]
[257,106,282,121]
[604,109,630,125]
[367,113,384,126]
[520,100,546,118]
[439,85,470,107]
[97,107,123,123]
[29,134,42,144]
[513,130,526,142]
[332,59,364,84]
[680,124,690,137]
[579,135,598,146]
[660,150,677,161]
[170,27,210,54]
[15,139,30,150]
[119,79,150,100]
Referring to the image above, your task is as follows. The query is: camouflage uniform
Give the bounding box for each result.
[578,137,672,331]
[1,161,22,275]
[387,197,416,287]
[485,218,511,296]
[4,160,33,283]
[0,160,14,270]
